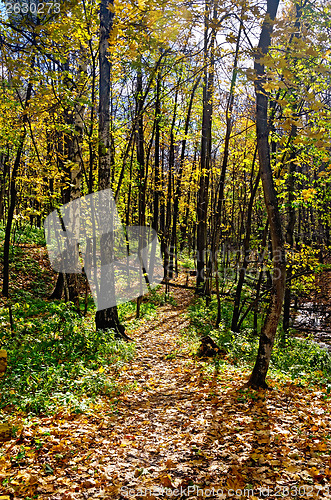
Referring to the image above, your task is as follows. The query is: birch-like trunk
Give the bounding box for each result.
[247,0,285,389]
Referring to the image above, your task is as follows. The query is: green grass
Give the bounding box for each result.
[12,223,46,246]
[0,225,171,414]
[185,296,331,386]
[0,224,172,415]
[0,221,46,247]
[0,302,136,414]
[0,286,172,415]
[0,285,172,415]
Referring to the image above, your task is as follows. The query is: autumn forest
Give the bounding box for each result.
[0,0,331,497]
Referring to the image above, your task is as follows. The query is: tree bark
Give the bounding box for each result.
[164,82,179,285]
[196,0,215,292]
[169,76,201,279]
[0,153,9,223]
[247,0,285,389]
[231,147,259,332]
[95,0,127,339]
[282,140,296,335]
[2,68,33,297]
[210,6,244,316]
[49,272,64,299]
[135,67,146,319]
[64,59,85,311]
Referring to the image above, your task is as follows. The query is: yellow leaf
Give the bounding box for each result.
[309,467,320,477]
[0,350,7,377]
[0,423,12,441]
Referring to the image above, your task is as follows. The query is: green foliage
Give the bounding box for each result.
[0,302,135,414]
[186,296,331,384]
[188,298,218,337]
[147,287,177,307]
[13,225,46,247]
[177,255,195,270]
[271,336,331,378]
[0,225,177,416]
[118,287,177,330]
[119,297,157,327]
[188,296,255,336]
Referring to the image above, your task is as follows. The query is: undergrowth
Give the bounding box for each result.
[0,302,136,414]
[185,297,331,387]
[0,225,172,415]
[0,285,172,415]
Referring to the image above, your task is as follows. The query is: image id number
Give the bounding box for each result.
[5,2,60,15]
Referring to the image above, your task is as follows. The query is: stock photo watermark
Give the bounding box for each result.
[44,188,300,311]
[120,484,330,497]
[4,1,61,15]
[44,189,163,311]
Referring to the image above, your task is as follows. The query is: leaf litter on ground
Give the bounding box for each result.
[1,277,331,499]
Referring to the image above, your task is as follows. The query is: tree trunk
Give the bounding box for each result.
[231,147,259,332]
[164,83,179,285]
[211,6,243,317]
[95,0,126,339]
[151,67,161,258]
[282,142,296,335]
[2,72,33,297]
[0,153,9,223]
[64,59,85,311]
[49,272,64,299]
[169,76,201,279]
[135,67,146,319]
[196,0,215,292]
[247,0,285,389]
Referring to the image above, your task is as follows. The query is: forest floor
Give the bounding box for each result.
[1,280,331,499]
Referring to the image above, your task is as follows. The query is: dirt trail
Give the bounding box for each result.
[60,285,330,499]
[2,285,331,499]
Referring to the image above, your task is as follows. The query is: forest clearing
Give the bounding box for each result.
[1,0,331,498]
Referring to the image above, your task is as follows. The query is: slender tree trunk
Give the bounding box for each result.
[135,67,146,319]
[196,0,215,292]
[164,83,179,285]
[280,3,305,331]
[64,60,85,311]
[2,73,33,297]
[95,0,126,338]
[213,5,243,317]
[151,68,161,241]
[180,146,197,253]
[283,139,296,335]
[231,147,259,331]
[170,77,201,279]
[0,153,9,222]
[247,0,285,389]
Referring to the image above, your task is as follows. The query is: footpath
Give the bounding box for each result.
[1,285,331,499]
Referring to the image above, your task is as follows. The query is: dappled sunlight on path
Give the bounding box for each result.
[1,284,331,499]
